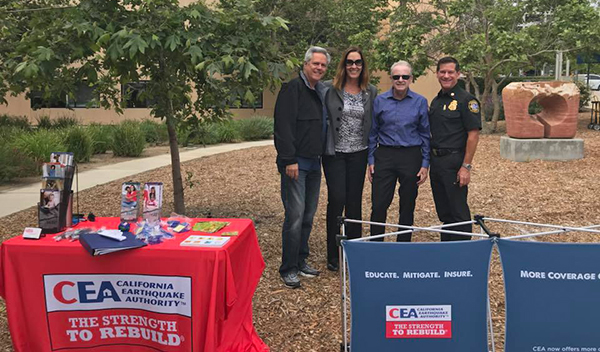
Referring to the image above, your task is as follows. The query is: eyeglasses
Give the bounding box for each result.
[392,74,411,81]
[345,59,363,67]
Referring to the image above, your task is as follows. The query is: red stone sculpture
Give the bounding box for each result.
[502,81,580,138]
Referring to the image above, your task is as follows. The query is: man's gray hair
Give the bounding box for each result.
[304,46,331,64]
[390,60,412,75]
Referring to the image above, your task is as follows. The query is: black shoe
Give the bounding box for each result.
[327,263,339,272]
[299,262,320,277]
[281,272,301,289]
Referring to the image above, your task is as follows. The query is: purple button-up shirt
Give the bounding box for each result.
[368,89,431,168]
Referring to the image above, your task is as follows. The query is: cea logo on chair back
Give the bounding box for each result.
[386,305,452,339]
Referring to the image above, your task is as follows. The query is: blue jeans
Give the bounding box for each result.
[278,166,321,276]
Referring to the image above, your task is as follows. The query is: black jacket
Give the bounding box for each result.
[274,75,324,166]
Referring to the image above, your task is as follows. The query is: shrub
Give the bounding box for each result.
[236,116,274,140]
[0,114,31,130]
[574,80,592,111]
[87,123,114,154]
[0,142,38,182]
[140,119,169,145]
[36,115,54,129]
[178,122,219,146]
[211,119,241,143]
[176,127,192,147]
[194,122,220,146]
[64,127,93,163]
[11,128,66,166]
[54,116,80,129]
[0,126,21,140]
[112,120,146,156]
[0,129,38,181]
[528,101,543,114]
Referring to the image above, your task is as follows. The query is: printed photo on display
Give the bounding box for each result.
[143,183,163,213]
[120,182,141,221]
[42,163,65,179]
[42,179,64,191]
[39,189,61,229]
[143,183,163,223]
[121,182,140,209]
[40,190,61,209]
[50,152,74,167]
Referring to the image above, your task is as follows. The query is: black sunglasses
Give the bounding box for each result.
[345,59,363,67]
[392,74,411,81]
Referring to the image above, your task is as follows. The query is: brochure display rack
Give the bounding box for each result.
[38,152,75,234]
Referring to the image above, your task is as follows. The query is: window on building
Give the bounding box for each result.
[229,91,263,109]
[122,81,155,108]
[240,91,263,109]
[66,83,98,108]
[29,82,98,109]
[30,91,67,109]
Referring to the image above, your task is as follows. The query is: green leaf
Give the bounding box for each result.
[34,46,54,61]
[285,59,295,70]
[15,61,28,74]
[123,35,149,58]
[23,63,39,78]
[243,89,254,103]
[96,33,111,46]
[190,9,201,19]
[222,55,234,66]
[243,62,258,79]
[165,35,180,51]
[187,45,203,64]
[275,17,289,31]
[195,61,206,71]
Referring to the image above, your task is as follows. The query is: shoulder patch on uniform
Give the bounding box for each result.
[468,100,480,113]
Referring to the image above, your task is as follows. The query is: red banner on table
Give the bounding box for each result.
[44,274,192,350]
[0,217,269,352]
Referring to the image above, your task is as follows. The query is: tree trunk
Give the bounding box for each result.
[480,76,493,133]
[490,78,500,133]
[469,74,481,101]
[166,113,186,215]
[465,73,471,94]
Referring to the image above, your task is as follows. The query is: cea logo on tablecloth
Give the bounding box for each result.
[386,305,452,339]
[43,274,192,351]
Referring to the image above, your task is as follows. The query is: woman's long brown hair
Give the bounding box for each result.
[332,46,370,91]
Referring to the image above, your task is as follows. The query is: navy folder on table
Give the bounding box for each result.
[79,232,146,256]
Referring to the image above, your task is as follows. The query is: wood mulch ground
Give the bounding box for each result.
[1,113,599,351]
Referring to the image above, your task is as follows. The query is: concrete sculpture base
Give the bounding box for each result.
[500,136,584,162]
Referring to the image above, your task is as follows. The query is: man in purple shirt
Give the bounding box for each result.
[368,60,430,242]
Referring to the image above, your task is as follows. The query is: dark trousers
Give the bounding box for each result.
[370,146,422,242]
[278,165,322,275]
[430,152,472,241]
[322,149,368,265]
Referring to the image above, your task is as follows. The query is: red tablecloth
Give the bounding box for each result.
[0,218,268,352]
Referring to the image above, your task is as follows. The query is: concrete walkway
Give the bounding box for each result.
[0,140,273,218]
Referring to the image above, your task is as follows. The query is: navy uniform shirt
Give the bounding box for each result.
[429,85,481,149]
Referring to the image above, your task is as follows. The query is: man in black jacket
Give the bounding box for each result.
[274,46,330,289]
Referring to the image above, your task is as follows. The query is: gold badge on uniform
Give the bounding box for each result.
[468,100,480,113]
[448,100,458,111]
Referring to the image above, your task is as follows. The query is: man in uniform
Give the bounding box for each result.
[274,46,330,288]
[429,57,481,241]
